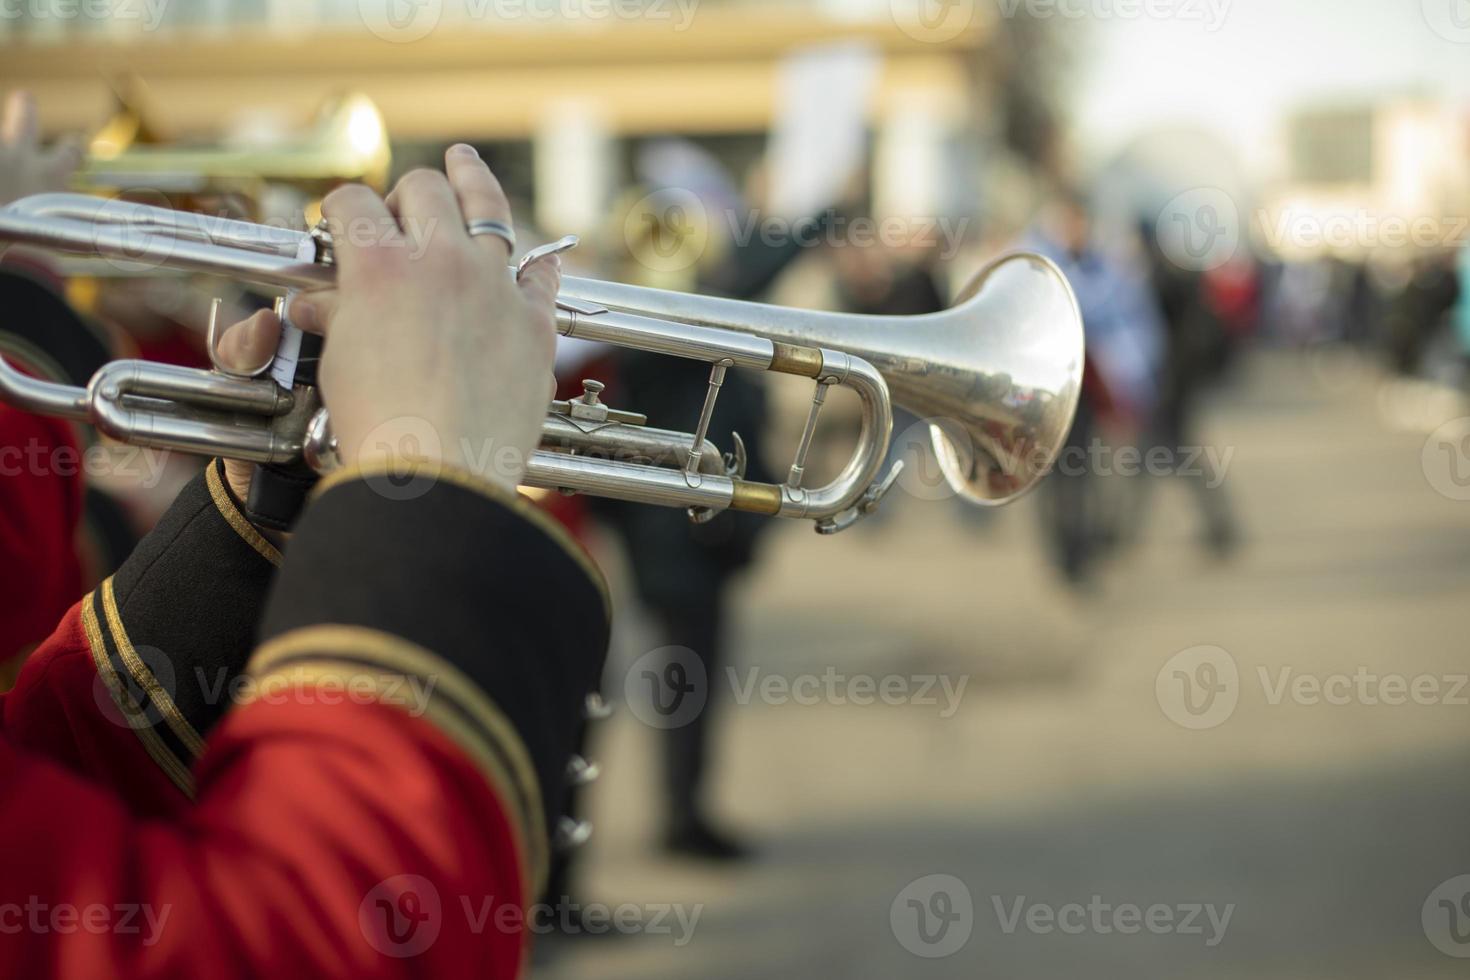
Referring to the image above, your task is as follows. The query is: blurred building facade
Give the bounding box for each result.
[0,0,1020,248]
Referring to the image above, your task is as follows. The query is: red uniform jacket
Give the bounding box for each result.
[0,459,610,978]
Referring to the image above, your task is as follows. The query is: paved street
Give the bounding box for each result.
[538,350,1470,979]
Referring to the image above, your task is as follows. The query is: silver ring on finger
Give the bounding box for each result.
[466,219,516,253]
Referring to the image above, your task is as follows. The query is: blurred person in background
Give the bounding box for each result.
[1269,257,1336,347]
[1383,250,1461,378]
[829,222,948,318]
[1137,217,1241,557]
[1455,241,1470,382]
[586,141,798,863]
[1027,189,1163,585]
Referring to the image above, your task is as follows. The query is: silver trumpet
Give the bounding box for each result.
[0,193,1083,533]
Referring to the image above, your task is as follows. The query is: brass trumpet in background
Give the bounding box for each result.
[82,90,392,198]
[0,194,1083,533]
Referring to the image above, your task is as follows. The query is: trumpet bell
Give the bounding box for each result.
[918,252,1084,506]
[725,250,1083,506]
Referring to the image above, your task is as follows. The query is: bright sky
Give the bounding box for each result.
[1070,0,1470,171]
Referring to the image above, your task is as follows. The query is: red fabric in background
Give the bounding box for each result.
[0,404,85,666]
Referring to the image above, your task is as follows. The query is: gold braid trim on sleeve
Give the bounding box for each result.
[246,624,548,894]
[81,591,196,798]
[206,460,283,567]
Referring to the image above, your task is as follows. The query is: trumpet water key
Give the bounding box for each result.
[0,193,1084,533]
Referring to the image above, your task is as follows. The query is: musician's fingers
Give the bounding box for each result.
[319,182,399,281]
[383,166,466,257]
[516,253,561,314]
[286,291,334,335]
[1,91,39,148]
[444,143,515,262]
[215,308,282,375]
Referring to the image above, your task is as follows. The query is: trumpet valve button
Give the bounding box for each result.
[569,380,610,423]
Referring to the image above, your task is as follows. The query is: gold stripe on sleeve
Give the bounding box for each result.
[100,577,206,759]
[206,461,283,567]
[248,624,550,888]
[81,593,196,798]
[240,659,539,895]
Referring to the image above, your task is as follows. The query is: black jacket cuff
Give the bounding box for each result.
[83,459,281,795]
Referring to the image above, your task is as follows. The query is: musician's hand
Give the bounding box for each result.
[289,145,560,493]
[212,307,285,511]
[0,91,82,207]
